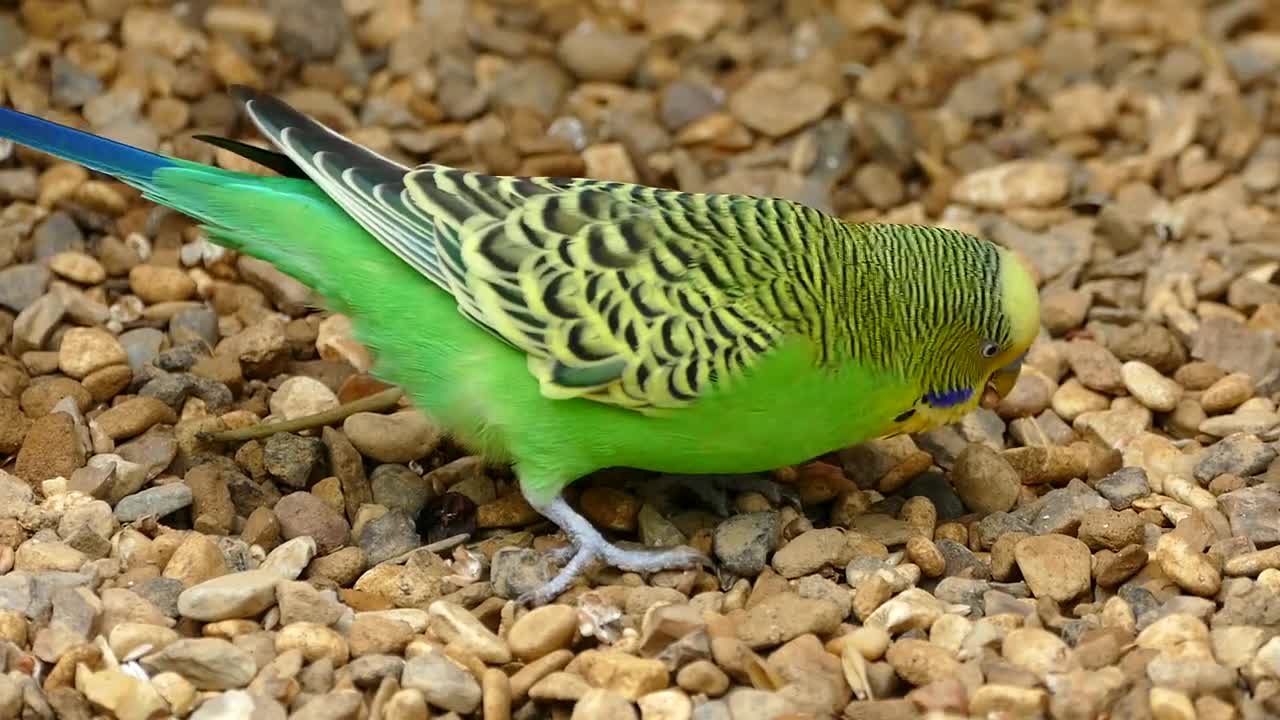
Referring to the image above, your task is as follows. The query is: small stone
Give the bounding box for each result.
[269,376,339,420]
[262,432,324,489]
[707,508,775,578]
[884,638,961,687]
[508,603,578,662]
[579,485,642,532]
[177,569,279,622]
[676,660,729,697]
[1156,532,1222,597]
[370,464,433,517]
[1014,535,1092,602]
[343,410,441,464]
[163,532,229,587]
[275,491,350,555]
[141,638,258,690]
[15,412,86,485]
[573,689,638,720]
[1194,433,1275,482]
[729,69,833,137]
[950,444,1020,514]
[82,365,131,403]
[735,593,843,649]
[275,580,343,628]
[401,650,482,714]
[1200,372,1254,414]
[306,547,366,587]
[77,668,168,720]
[58,327,128,382]
[129,265,195,303]
[49,251,105,285]
[1065,340,1125,394]
[951,160,1070,209]
[428,600,511,664]
[0,265,51,313]
[359,510,420,565]
[1002,627,1072,679]
[580,651,669,701]
[557,28,647,83]
[15,539,87,572]
[348,613,413,657]
[95,397,177,441]
[1095,467,1151,510]
[114,484,193,522]
[275,621,349,665]
[1078,510,1146,552]
[1121,361,1182,412]
[771,527,847,578]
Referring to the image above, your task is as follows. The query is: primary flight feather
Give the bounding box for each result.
[0,86,1041,605]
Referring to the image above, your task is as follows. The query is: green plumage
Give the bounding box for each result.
[0,86,1041,604]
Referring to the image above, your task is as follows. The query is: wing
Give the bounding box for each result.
[231,86,818,411]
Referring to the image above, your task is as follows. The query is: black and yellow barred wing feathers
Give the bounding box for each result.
[233,85,830,411]
[401,167,834,410]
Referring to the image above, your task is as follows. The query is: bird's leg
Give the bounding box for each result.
[639,473,803,517]
[516,492,712,606]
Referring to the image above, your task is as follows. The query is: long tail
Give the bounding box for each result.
[0,105,368,300]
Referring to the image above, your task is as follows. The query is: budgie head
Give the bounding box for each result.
[853,225,1041,432]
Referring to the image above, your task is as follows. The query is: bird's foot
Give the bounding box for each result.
[645,473,802,516]
[516,496,711,606]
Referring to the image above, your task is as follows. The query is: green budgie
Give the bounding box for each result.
[0,87,1041,605]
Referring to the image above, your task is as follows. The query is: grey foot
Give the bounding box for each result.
[516,497,712,606]
[644,473,803,516]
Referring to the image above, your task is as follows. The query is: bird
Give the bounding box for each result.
[0,86,1041,605]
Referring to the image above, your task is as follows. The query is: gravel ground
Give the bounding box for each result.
[0,1,1279,719]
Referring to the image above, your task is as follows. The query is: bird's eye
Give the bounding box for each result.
[980,341,1000,358]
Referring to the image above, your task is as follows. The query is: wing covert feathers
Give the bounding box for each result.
[231,85,821,411]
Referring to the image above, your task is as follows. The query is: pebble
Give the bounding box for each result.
[1121,361,1183,412]
[508,603,579,662]
[176,569,279,622]
[771,527,848,578]
[1193,432,1275,482]
[275,621,349,665]
[949,443,1020,514]
[735,593,843,649]
[1200,373,1254,413]
[14,412,86,485]
[428,600,511,664]
[49,251,105,285]
[141,638,258,690]
[348,613,413,656]
[1014,535,1092,602]
[343,410,440,464]
[370,464,433,516]
[557,28,647,83]
[129,264,196,303]
[359,509,420,565]
[95,396,177,440]
[729,69,833,137]
[952,160,1070,209]
[710,510,779,577]
[0,265,50,312]
[262,432,324,489]
[1095,467,1151,510]
[275,491,350,554]
[114,483,193,522]
[269,376,339,421]
[401,650,482,714]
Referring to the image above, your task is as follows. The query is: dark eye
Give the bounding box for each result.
[980,341,1000,358]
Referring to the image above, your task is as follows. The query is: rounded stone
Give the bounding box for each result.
[342,410,440,464]
[58,327,128,380]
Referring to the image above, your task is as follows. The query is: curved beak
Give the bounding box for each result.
[980,352,1025,409]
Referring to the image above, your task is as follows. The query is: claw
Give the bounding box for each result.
[515,495,712,606]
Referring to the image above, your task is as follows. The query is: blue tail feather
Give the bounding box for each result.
[0,106,175,185]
